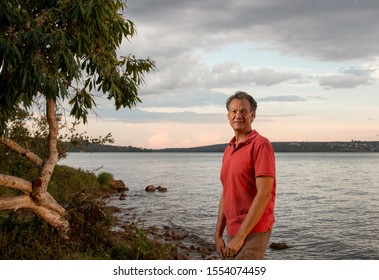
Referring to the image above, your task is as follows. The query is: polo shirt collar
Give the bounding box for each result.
[228,130,258,148]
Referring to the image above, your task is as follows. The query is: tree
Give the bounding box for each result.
[0,0,155,239]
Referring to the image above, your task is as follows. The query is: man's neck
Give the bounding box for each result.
[234,130,252,146]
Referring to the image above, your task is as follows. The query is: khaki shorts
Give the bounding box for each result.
[227,230,271,260]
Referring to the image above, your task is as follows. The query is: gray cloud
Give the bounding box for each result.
[210,63,302,87]
[308,96,329,100]
[317,65,376,88]
[139,57,303,94]
[341,67,373,77]
[139,89,226,108]
[122,0,379,98]
[319,74,372,89]
[123,0,379,95]
[258,95,307,102]
[92,107,225,124]
[127,0,379,61]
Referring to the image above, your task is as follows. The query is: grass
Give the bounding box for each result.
[0,165,173,260]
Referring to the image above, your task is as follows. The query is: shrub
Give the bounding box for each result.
[97,172,114,187]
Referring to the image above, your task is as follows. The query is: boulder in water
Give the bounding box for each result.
[270,242,290,250]
[145,185,156,192]
[156,186,168,192]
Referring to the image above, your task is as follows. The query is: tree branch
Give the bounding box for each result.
[39,192,66,217]
[0,136,44,168]
[37,99,59,193]
[0,194,34,211]
[0,194,70,239]
[0,173,33,194]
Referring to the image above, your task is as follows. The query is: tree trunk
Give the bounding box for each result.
[0,99,70,239]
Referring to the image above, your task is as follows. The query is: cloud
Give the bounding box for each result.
[317,64,379,89]
[258,95,307,102]
[90,106,225,124]
[137,55,303,96]
[308,96,328,100]
[318,74,372,89]
[121,0,379,100]
[126,0,379,61]
[147,131,172,149]
[341,67,372,77]
[362,59,379,80]
[140,105,224,115]
[209,63,302,87]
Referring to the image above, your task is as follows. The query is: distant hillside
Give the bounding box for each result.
[67,141,379,153]
[156,143,227,153]
[157,141,379,153]
[67,143,152,153]
[271,141,379,152]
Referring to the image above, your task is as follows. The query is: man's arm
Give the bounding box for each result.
[214,193,227,259]
[224,176,274,258]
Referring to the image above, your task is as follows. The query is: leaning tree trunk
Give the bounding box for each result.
[0,99,69,239]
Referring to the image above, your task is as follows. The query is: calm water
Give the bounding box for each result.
[60,152,379,260]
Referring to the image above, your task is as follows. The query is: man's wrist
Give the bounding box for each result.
[214,232,223,240]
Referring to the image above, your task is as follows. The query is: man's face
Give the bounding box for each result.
[227,98,255,133]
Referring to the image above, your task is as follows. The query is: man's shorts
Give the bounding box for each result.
[227,230,272,260]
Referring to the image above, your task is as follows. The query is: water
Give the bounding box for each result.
[60,152,379,260]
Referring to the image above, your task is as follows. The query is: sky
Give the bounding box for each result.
[79,0,379,149]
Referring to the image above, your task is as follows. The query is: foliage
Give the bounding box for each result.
[0,0,156,241]
[97,172,114,187]
[0,108,113,181]
[125,227,173,260]
[0,0,155,134]
[48,165,105,207]
[0,166,172,260]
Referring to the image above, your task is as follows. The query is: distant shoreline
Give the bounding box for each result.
[67,141,379,153]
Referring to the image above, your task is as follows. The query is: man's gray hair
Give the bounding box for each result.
[226,91,257,113]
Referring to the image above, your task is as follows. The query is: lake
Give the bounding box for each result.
[60,152,379,260]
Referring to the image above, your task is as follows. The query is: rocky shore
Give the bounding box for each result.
[108,204,218,260]
[107,180,218,259]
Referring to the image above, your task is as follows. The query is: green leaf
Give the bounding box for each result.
[0,0,155,129]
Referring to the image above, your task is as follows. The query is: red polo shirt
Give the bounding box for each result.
[220,130,276,236]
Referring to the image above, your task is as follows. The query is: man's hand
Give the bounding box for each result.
[214,236,226,259]
[225,235,244,258]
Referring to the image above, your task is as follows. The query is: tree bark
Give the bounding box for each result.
[0,136,44,168]
[0,99,70,239]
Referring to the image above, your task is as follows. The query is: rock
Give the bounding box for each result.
[119,193,127,200]
[148,225,158,232]
[197,245,210,255]
[156,186,168,192]
[164,230,173,237]
[145,185,156,192]
[173,232,187,240]
[110,180,129,191]
[270,242,290,250]
[175,254,189,260]
[107,206,120,213]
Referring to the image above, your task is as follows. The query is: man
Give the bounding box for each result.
[214,91,276,260]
